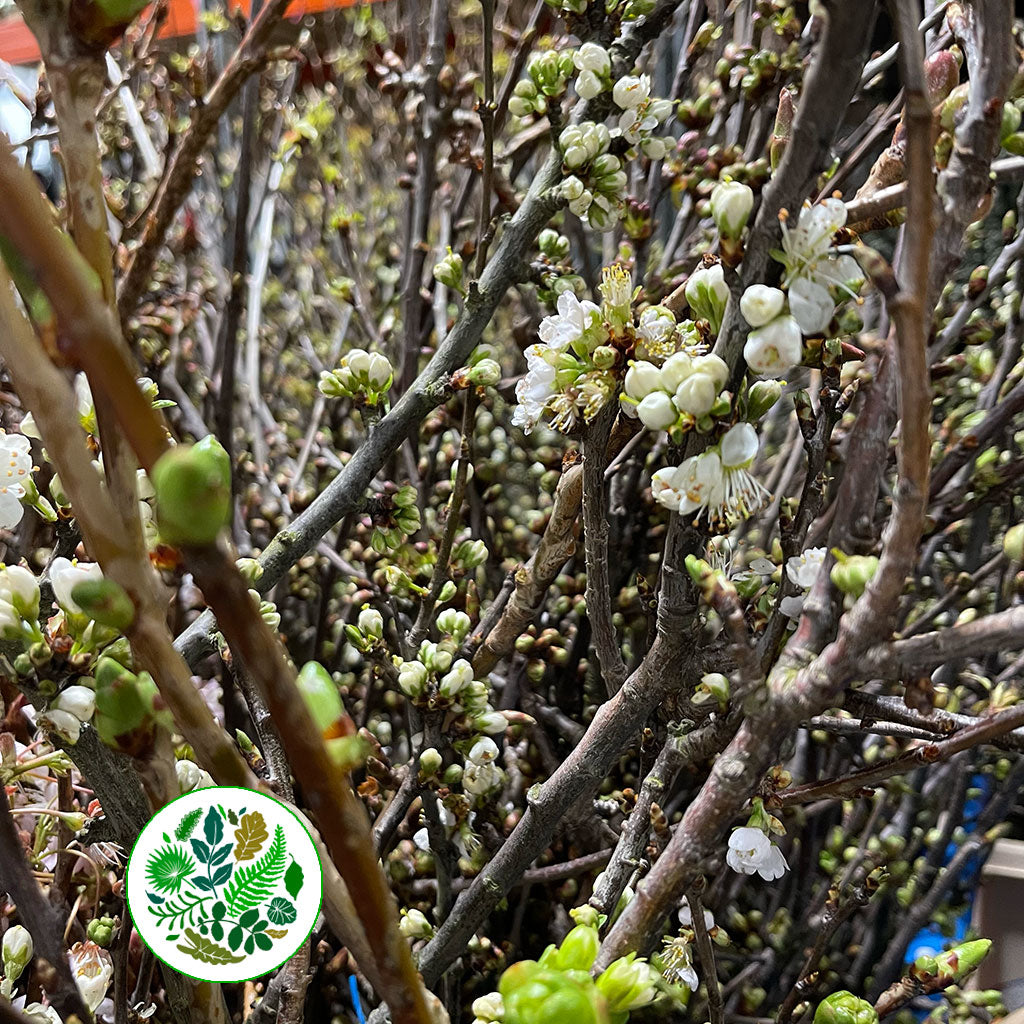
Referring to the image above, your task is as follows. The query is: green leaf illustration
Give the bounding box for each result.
[267,897,296,925]
[265,928,288,939]
[145,844,196,895]
[204,807,224,846]
[284,858,304,900]
[254,933,273,951]
[233,812,268,861]
[175,808,203,841]
[223,825,286,916]
[176,928,246,965]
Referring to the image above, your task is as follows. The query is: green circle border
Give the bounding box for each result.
[124,785,324,984]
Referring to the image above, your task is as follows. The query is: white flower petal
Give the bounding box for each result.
[789,276,836,334]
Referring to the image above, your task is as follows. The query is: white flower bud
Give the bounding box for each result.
[743,314,803,377]
[0,565,39,617]
[624,360,663,400]
[345,349,370,376]
[399,909,433,939]
[575,70,603,100]
[439,659,474,698]
[660,352,694,391]
[366,353,393,388]
[358,607,384,639]
[691,354,729,390]
[641,137,668,160]
[574,42,611,76]
[637,392,678,431]
[437,608,471,640]
[561,175,586,201]
[176,759,215,792]
[568,189,594,217]
[54,685,95,723]
[710,180,754,240]
[740,285,786,327]
[398,661,429,697]
[684,264,729,334]
[3,925,33,982]
[42,709,81,744]
[419,747,443,774]
[472,993,504,1022]
[473,711,508,735]
[673,373,717,417]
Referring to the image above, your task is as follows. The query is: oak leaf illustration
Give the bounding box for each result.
[233,811,269,861]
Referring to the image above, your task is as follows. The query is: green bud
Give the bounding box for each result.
[433,249,464,290]
[86,916,117,948]
[595,952,658,1013]
[813,991,879,1024]
[69,578,135,630]
[151,436,232,546]
[549,924,600,972]
[94,657,171,754]
[830,554,879,597]
[747,379,783,420]
[468,359,501,387]
[236,557,264,583]
[437,580,457,603]
[296,661,345,737]
[929,939,992,984]
[1004,523,1024,562]
[419,747,443,775]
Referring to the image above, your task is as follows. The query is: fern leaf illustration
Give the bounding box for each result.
[175,808,203,841]
[223,825,286,916]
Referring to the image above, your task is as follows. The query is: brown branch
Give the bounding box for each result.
[116,0,292,319]
[688,885,724,1024]
[0,787,93,1024]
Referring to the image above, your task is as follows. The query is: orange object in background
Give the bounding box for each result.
[0,0,365,66]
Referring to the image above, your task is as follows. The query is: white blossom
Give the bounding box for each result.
[467,736,499,765]
[744,314,803,377]
[726,826,789,880]
[786,546,827,589]
[679,898,715,931]
[50,558,104,617]
[511,345,557,434]
[652,423,768,524]
[539,290,602,350]
[53,685,95,724]
[636,306,677,351]
[576,70,603,99]
[69,941,113,1013]
[660,936,699,990]
[778,198,864,334]
[0,432,32,531]
[612,74,651,110]
[0,565,39,617]
[637,392,678,431]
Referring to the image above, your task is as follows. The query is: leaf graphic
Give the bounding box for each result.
[175,808,203,841]
[265,928,289,939]
[204,807,224,846]
[233,812,268,861]
[190,839,211,863]
[267,898,296,925]
[146,845,196,895]
[176,928,246,965]
[284,858,304,900]
[223,826,286,916]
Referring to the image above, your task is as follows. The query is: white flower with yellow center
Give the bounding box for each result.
[652,423,768,524]
[777,198,864,334]
[0,432,32,531]
[538,291,602,350]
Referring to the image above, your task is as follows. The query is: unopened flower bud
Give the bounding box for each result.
[151,436,232,546]
[813,991,879,1024]
[740,285,786,327]
[419,747,443,775]
[437,608,471,640]
[710,180,754,240]
[550,923,600,972]
[433,250,464,290]
[595,953,659,1012]
[399,908,434,939]
[637,392,678,431]
[398,661,429,697]
[235,557,263,583]
[69,578,135,631]
[471,993,504,1022]
[54,685,96,724]
[674,373,718,417]
[439,659,474,698]
[741,380,780,423]
[3,925,33,983]
[830,554,880,597]
[358,607,384,639]
[574,42,610,76]
[624,360,662,400]
[467,359,501,386]
[684,263,729,334]
[744,314,803,377]
[176,758,214,792]
[1004,523,1024,562]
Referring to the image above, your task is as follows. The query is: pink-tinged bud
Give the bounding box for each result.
[924,51,961,106]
